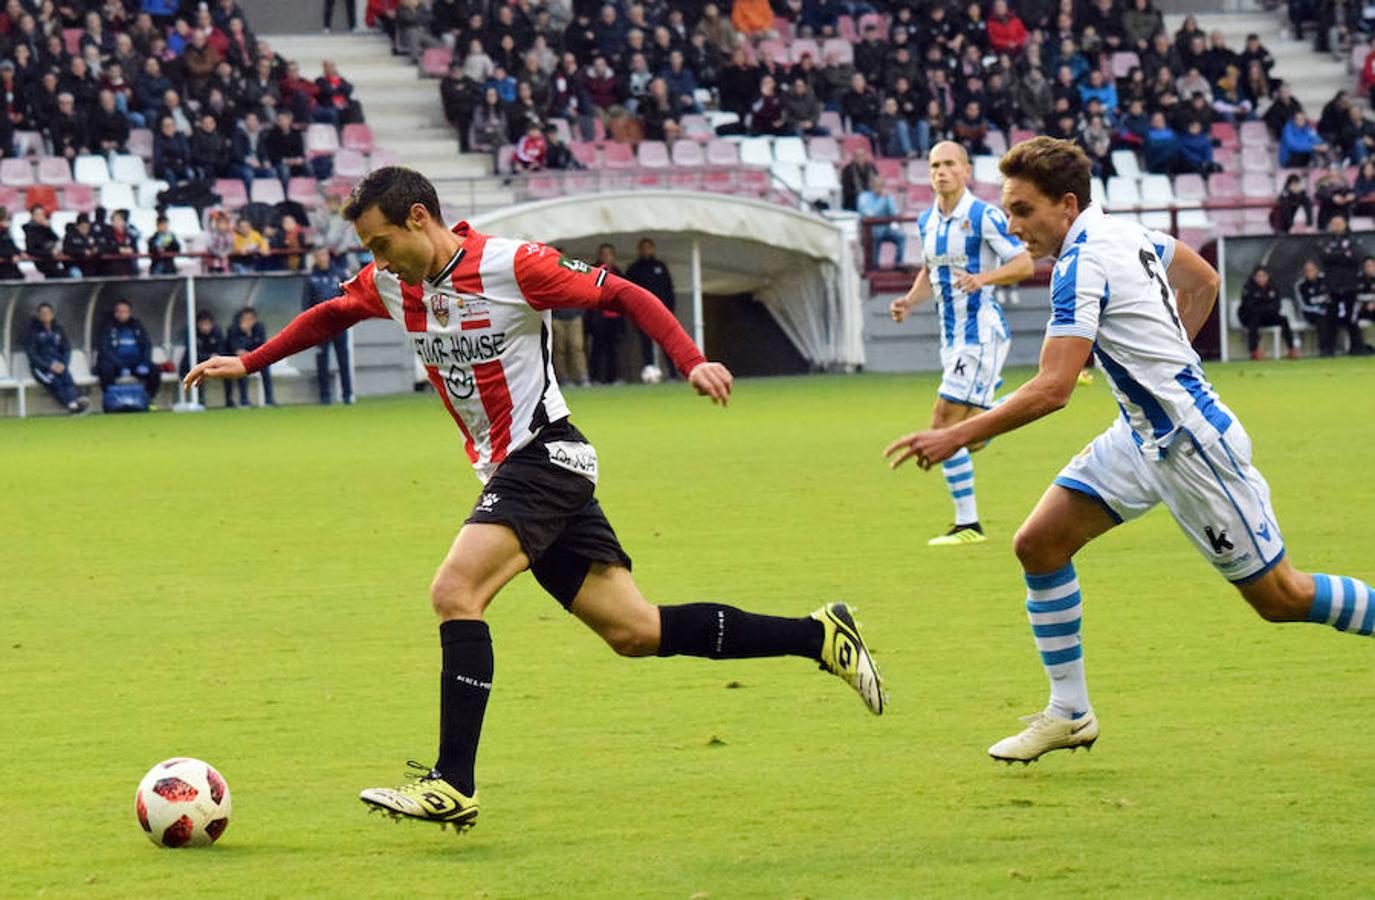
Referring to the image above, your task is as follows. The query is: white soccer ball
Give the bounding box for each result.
[135,757,232,848]
[640,364,664,384]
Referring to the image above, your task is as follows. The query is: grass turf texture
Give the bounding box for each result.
[3,360,1373,898]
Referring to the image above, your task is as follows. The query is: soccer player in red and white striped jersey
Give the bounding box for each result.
[184,167,885,830]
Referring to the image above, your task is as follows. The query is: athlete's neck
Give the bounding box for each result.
[424,228,465,282]
[937,190,962,216]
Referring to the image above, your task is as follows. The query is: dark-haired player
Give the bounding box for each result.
[185,167,885,830]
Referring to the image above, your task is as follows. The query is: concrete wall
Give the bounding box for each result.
[243,0,364,35]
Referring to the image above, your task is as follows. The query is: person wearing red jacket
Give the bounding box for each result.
[987,0,1029,54]
[183,166,886,834]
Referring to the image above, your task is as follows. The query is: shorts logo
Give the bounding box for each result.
[1204,526,1234,555]
[477,492,500,511]
[953,359,967,376]
[1256,521,1272,542]
[429,294,449,327]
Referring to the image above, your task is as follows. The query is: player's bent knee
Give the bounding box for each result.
[1013,525,1063,573]
[600,622,658,657]
[430,569,484,620]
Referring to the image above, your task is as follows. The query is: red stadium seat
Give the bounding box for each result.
[37,156,72,186]
[837,14,858,42]
[288,177,322,208]
[906,158,929,183]
[1110,52,1140,79]
[569,141,600,168]
[421,46,451,78]
[875,158,902,180]
[0,184,16,210]
[250,178,285,205]
[0,157,34,187]
[341,123,374,154]
[821,38,854,66]
[527,175,561,198]
[213,178,249,209]
[61,183,94,212]
[602,142,636,169]
[1173,173,1207,203]
[369,148,401,169]
[127,128,155,160]
[333,148,367,179]
[1239,121,1271,147]
[1240,172,1273,198]
[25,184,57,212]
[668,170,701,190]
[857,12,887,37]
[791,39,820,64]
[1208,172,1240,201]
[671,140,704,166]
[906,183,934,206]
[1010,128,1036,147]
[705,139,739,166]
[807,136,840,163]
[702,169,734,193]
[1240,146,1273,173]
[637,140,670,168]
[1210,122,1238,149]
[62,27,82,55]
[841,134,872,159]
[305,124,340,158]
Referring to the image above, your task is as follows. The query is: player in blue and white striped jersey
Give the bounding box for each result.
[889,141,1034,547]
[886,137,1375,764]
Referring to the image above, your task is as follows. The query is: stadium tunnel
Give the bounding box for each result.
[471,192,864,375]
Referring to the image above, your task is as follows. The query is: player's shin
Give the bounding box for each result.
[656,604,823,660]
[1025,564,1091,718]
[435,619,493,795]
[943,448,978,525]
[1306,574,1375,636]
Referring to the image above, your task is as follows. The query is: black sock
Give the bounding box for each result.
[656,604,823,661]
[434,619,492,796]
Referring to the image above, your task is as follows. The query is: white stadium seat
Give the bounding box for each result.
[72,154,111,185]
[110,154,148,185]
[101,181,136,211]
[1111,150,1141,180]
[770,161,804,193]
[773,136,808,165]
[971,155,1001,184]
[738,137,773,167]
[165,206,202,240]
[802,160,840,202]
[1106,176,1141,208]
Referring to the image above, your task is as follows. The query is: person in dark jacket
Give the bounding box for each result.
[225,305,273,406]
[147,215,182,275]
[625,237,677,378]
[261,109,309,185]
[153,114,195,184]
[96,299,161,398]
[179,310,230,406]
[23,205,66,278]
[1318,215,1372,354]
[1270,174,1312,234]
[62,213,101,278]
[26,302,89,413]
[586,243,625,383]
[304,248,353,404]
[1295,260,1336,357]
[101,209,140,277]
[1238,266,1298,359]
[1356,256,1375,325]
[0,208,23,280]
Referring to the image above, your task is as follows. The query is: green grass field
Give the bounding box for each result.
[4,360,1374,898]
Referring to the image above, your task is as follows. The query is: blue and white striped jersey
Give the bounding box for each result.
[916,189,1024,348]
[1047,205,1233,457]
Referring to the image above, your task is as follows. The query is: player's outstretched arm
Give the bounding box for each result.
[885,336,1091,470]
[1165,241,1222,340]
[890,267,932,322]
[183,354,248,389]
[954,250,1035,295]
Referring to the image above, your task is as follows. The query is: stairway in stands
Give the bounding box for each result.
[264,34,513,214]
[1163,7,1351,114]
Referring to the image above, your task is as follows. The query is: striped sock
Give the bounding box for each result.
[1307,574,1375,635]
[942,448,977,525]
[1026,563,1090,719]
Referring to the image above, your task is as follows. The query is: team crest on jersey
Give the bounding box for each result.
[962,219,973,232]
[429,293,450,326]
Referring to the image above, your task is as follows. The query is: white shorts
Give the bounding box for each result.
[938,336,1009,410]
[1055,419,1286,583]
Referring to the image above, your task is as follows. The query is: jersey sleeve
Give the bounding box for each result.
[1045,246,1105,342]
[981,204,1024,263]
[240,264,389,374]
[1144,228,1176,269]
[511,243,606,310]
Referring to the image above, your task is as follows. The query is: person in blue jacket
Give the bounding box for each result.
[96,299,162,399]
[304,248,353,405]
[1280,111,1329,167]
[26,302,89,414]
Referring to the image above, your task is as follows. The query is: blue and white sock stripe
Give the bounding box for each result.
[1026,564,1082,666]
[943,450,974,497]
[1309,574,1375,635]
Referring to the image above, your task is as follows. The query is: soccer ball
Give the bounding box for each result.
[135,758,232,848]
[640,364,663,384]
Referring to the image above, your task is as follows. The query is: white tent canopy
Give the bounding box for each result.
[469,191,864,370]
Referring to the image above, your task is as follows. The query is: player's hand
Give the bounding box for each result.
[183,354,248,390]
[955,271,988,294]
[884,428,965,471]
[889,295,914,322]
[688,361,733,406]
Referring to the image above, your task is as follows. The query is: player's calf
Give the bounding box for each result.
[1237,563,1315,623]
[1240,562,1375,634]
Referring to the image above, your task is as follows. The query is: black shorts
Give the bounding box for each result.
[464,419,631,608]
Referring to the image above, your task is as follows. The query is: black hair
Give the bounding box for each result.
[342,166,442,227]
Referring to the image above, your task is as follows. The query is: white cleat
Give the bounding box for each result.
[988,709,1099,764]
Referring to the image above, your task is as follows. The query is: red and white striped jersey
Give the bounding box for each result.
[241,222,705,483]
